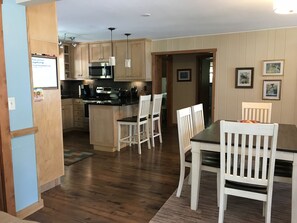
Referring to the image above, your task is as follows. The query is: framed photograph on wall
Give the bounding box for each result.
[262,80,281,100]
[235,67,254,88]
[263,60,284,76]
[177,69,191,82]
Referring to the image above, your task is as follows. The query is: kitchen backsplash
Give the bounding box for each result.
[61,79,152,98]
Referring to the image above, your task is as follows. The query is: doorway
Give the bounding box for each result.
[152,49,216,127]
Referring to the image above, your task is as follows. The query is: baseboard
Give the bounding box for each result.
[16,199,44,219]
[40,177,61,193]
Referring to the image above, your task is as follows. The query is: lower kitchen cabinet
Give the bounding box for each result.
[62,99,73,130]
[73,99,89,130]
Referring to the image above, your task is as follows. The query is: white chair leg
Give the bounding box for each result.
[137,125,141,155]
[151,119,155,147]
[158,118,162,143]
[117,123,121,152]
[217,172,220,207]
[146,123,151,149]
[218,188,225,223]
[265,198,272,223]
[176,165,185,197]
[129,125,132,146]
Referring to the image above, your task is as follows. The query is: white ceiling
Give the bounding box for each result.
[56,0,297,42]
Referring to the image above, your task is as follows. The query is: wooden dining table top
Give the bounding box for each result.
[191,120,297,153]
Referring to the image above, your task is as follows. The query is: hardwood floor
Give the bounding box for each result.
[26,127,183,223]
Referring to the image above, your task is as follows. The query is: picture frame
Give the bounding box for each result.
[263,60,284,76]
[177,69,191,82]
[235,67,254,88]
[262,80,281,100]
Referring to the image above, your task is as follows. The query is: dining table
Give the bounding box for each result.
[190,120,297,223]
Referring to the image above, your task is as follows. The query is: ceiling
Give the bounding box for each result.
[56,0,297,43]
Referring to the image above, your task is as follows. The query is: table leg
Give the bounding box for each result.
[292,154,297,223]
[191,146,202,210]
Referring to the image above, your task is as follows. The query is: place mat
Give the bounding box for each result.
[64,149,94,166]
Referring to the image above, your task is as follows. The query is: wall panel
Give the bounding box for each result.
[152,28,297,125]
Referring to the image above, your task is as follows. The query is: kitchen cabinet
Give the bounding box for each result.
[89,42,111,62]
[73,43,89,79]
[89,104,137,152]
[62,99,74,131]
[59,44,74,80]
[73,99,88,130]
[114,39,152,81]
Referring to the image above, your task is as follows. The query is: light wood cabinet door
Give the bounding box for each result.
[114,39,152,81]
[89,42,111,62]
[62,99,73,130]
[59,44,74,80]
[73,44,89,79]
[114,41,126,80]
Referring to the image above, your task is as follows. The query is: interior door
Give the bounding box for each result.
[197,55,212,126]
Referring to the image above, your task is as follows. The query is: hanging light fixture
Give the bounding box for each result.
[125,33,131,68]
[273,0,297,14]
[58,33,67,49]
[108,27,116,66]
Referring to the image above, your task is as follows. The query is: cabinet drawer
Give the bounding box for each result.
[74,116,84,122]
[73,110,84,117]
[73,104,84,111]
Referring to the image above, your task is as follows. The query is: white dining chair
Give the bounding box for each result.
[242,102,272,123]
[176,106,220,200]
[241,102,292,184]
[176,107,193,197]
[191,103,220,205]
[218,120,279,223]
[150,94,163,147]
[117,95,151,155]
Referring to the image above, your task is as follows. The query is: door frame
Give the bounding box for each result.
[152,49,217,126]
[0,1,17,215]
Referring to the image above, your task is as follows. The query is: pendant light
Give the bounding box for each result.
[108,27,116,66]
[125,33,131,68]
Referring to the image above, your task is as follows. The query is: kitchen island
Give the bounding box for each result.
[87,99,138,152]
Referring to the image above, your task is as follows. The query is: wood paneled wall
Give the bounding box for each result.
[26,2,64,188]
[152,28,297,125]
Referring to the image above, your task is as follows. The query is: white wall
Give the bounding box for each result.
[152,28,297,125]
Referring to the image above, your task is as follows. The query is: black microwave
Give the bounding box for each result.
[89,62,113,79]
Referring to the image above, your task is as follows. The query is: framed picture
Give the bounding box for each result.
[262,80,281,100]
[177,69,191,82]
[263,60,284,76]
[235,67,254,88]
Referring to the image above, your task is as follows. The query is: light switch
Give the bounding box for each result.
[8,97,16,110]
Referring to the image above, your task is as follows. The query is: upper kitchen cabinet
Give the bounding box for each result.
[114,39,152,81]
[73,43,89,79]
[59,44,74,80]
[89,42,111,62]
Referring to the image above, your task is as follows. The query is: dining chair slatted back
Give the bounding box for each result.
[150,94,163,147]
[117,95,151,155]
[218,120,279,223]
[176,107,194,197]
[242,102,272,123]
[191,103,205,135]
[241,102,291,183]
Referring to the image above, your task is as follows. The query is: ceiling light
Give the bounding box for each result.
[70,36,77,47]
[108,27,116,66]
[273,0,297,14]
[141,13,151,17]
[125,33,131,68]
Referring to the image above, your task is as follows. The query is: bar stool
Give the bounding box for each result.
[117,95,151,155]
[150,93,163,147]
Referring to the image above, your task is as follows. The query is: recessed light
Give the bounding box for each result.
[141,13,151,17]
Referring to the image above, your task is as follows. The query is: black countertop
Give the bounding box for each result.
[83,98,139,106]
